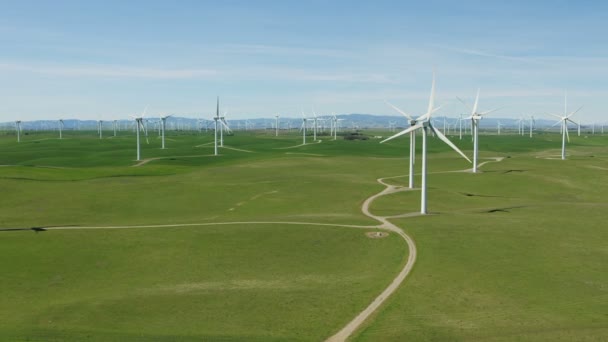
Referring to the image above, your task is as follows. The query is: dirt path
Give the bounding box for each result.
[275,139,323,149]
[326,156,506,341]
[325,177,418,342]
[132,154,215,167]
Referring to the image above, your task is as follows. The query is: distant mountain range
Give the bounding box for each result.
[1,113,594,131]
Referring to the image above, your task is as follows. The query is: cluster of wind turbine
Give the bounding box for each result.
[548,95,582,160]
[382,73,471,214]
[457,89,499,173]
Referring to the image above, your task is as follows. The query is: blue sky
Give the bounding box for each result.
[1,0,607,122]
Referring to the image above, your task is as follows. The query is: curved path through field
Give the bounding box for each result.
[325,176,418,342]
[39,155,505,341]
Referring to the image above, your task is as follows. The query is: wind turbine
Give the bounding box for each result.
[312,110,319,141]
[384,99,426,189]
[458,89,499,173]
[459,113,463,139]
[58,119,64,139]
[15,120,22,143]
[98,120,103,139]
[548,95,582,160]
[275,114,279,136]
[516,117,524,135]
[133,107,148,161]
[160,114,172,149]
[300,112,308,144]
[214,97,220,155]
[218,111,231,147]
[497,120,502,135]
[382,73,471,214]
[529,115,535,138]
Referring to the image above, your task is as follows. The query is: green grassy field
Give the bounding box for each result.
[1,129,606,341]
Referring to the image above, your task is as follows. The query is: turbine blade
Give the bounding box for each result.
[430,123,471,163]
[384,100,413,120]
[456,96,473,113]
[221,120,231,132]
[480,107,501,116]
[432,104,444,113]
[380,122,423,144]
[548,113,562,119]
[426,72,436,115]
[472,88,480,115]
[567,105,583,118]
[565,125,570,142]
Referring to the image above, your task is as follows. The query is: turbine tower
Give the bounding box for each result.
[58,119,64,139]
[15,120,22,143]
[133,107,148,161]
[382,73,471,214]
[214,97,220,156]
[300,112,308,144]
[458,89,498,173]
[160,114,172,149]
[312,109,319,141]
[549,94,582,160]
[275,114,279,137]
[98,120,103,139]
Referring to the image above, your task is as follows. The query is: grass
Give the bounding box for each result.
[1,128,607,340]
[2,224,406,341]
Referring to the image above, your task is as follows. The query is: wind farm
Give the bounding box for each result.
[1,2,607,341]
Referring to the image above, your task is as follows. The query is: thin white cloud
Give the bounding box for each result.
[0,62,395,84]
[0,63,219,79]
[221,44,349,58]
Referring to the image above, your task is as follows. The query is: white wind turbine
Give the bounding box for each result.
[213,97,220,155]
[458,89,499,173]
[275,114,279,136]
[219,111,231,147]
[300,112,308,144]
[132,107,148,161]
[384,100,425,189]
[529,115,535,138]
[459,113,463,139]
[160,114,172,149]
[549,95,582,160]
[381,73,471,214]
[97,120,104,139]
[15,120,22,143]
[58,119,64,139]
[113,120,118,137]
[312,110,319,141]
